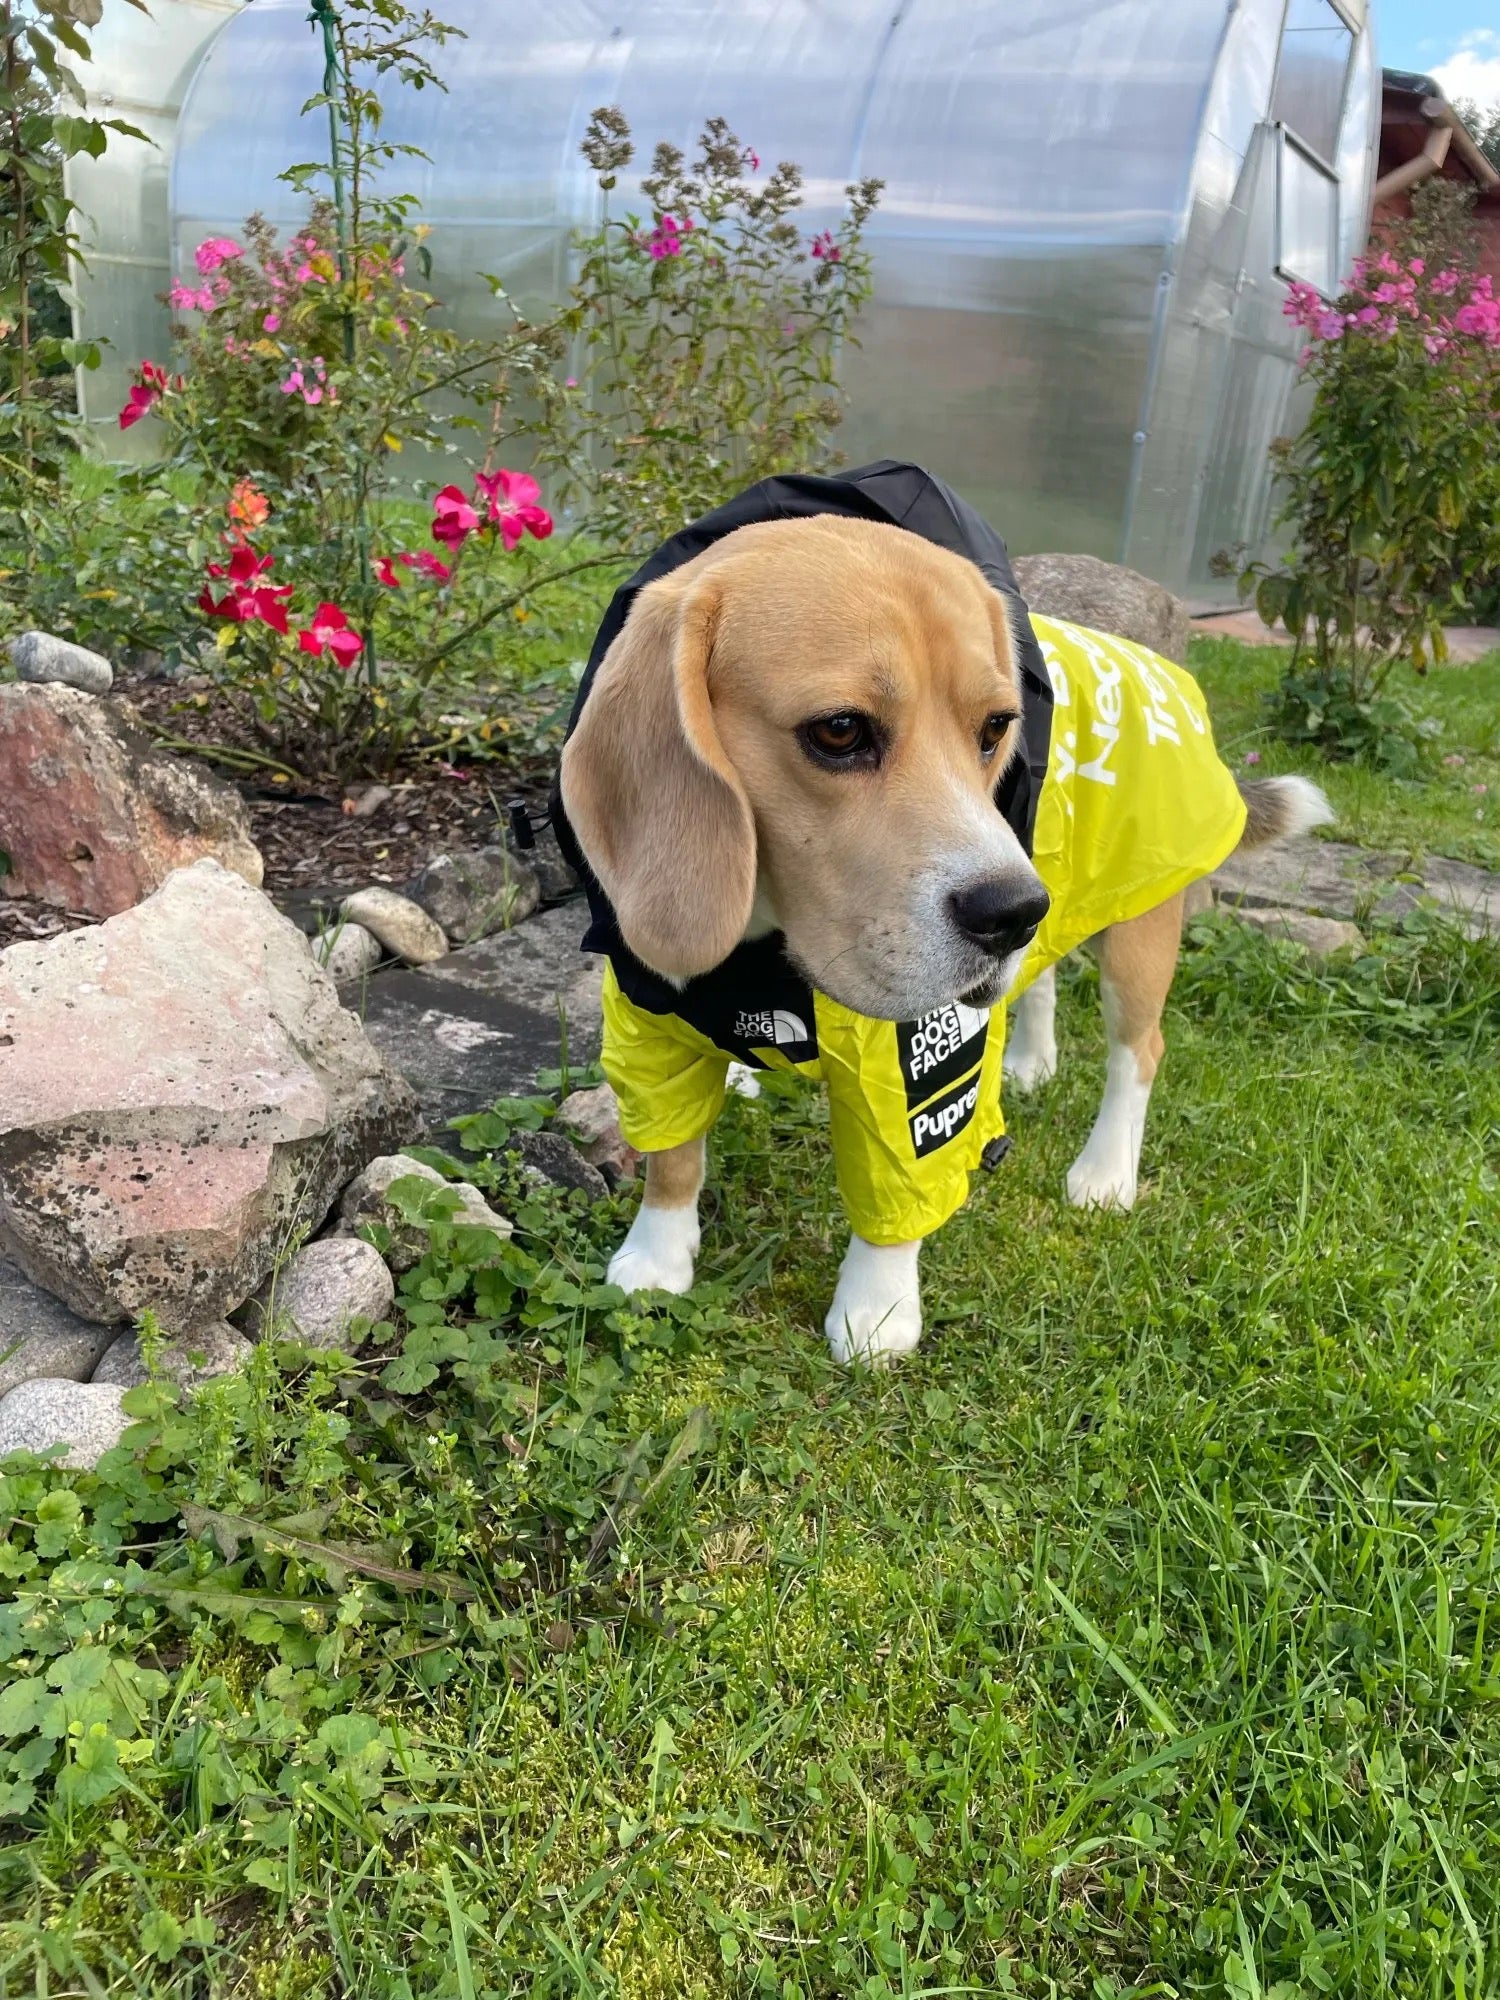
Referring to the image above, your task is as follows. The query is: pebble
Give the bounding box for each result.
[509,1129,610,1200]
[8,630,114,695]
[0,1377,131,1470]
[340,886,448,966]
[313,918,384,982]
[0,1256,118,1396]
[338,1153,512,1272]
[239,1238,395,1347]
[92,1319,252,1389]
[1234,907,1366,959]
[556,1082,640,1184]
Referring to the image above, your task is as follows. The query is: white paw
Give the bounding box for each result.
[1065,1154,1138,1212]
[1003,1047,1057,1093]
[607,1206,700,1295]
[824,1237,924,1366]
[726,1061,762,1100]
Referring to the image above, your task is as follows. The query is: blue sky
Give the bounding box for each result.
[1376,2,1500,111]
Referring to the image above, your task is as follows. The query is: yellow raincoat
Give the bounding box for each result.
[602,616,1246,1244]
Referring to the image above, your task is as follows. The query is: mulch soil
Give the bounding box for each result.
[0,672,556,953]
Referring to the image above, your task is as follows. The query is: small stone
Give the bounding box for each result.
[508,1129,610,1200]
[346,784,392,819]
[408,849,541,945]
[8,630,114,695]
[0,1255,118,1396]
[0,1377,131,1470]
[92,1320,252,1390]
[338,1153,511,1272]
[555,1082,640,1184]
[314,919,383,982]
[1182,878,1214,920]
[241,1237,395,1347]
[340,886,448,965]
[1233,907,1366,958]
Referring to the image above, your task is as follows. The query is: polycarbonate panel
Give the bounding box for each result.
[65,0,242,442]
[72,0,1381,599]
[1277,131,1339,291]
[1271,0,1352,163]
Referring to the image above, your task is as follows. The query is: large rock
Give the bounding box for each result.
[0,683,262,917]
[337,1153,511,1271]
[408,848,540,945]
[9,630,113,695]
[0,860,418,1328]
[1212,838,1500,938]
[0,1253,118,1396]
[357,903,604,1131]
[0,1377,130,1471]
[1013,553,1191,664]
[240,1238,394,1347]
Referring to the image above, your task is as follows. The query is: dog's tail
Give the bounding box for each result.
[1234,774,1334,851]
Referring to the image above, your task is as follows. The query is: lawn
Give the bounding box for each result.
[2,640,1499,1999]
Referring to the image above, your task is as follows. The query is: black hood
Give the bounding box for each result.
[551,460,1053,1023]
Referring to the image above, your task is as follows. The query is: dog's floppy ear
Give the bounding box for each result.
[560,574,756,980]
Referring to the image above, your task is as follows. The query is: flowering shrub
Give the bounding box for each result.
[1240,192,1500,769]
[547,110,882,552]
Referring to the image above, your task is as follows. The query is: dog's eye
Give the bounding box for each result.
[979,712,1017,759]
[800,711,878,767]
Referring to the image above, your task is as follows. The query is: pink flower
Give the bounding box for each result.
[432,484,480,549]
[263,312,281,332]
[375,556,402,588]
[194,236,242,276]
[298,601,363,670]
[169,280,218,313]
[293,262,318,284]
[645,214,685,260]
[1243,749,1262,766]
[405,550,452,582]
[565,376,578,388]
[1315,310,1345,340]
[810,230,841,263]
[198,544,293,633]
[746,149,760,171]
[473,468,553,550]
[1409,257,1425,276]
[117,360,169,431]
[280,368,304,396]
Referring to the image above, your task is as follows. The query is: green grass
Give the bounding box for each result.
[2,646,1500,1998]
[1189,636,1500,871]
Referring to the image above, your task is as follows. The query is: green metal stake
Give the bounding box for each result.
[307,0,379,695]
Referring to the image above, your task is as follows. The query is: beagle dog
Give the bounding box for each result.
[559,512,1329,1362]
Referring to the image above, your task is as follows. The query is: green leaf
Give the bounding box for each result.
[140,1910,184,1964]
[178,1505,475,1600]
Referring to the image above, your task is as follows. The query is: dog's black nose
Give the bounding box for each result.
[948,877,1050,959]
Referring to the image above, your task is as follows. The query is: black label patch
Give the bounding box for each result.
[909,1070,983,1158]
[897,1003,989,1107]
[897,1002,990,1156]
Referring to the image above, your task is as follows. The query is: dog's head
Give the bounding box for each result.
[560,515,1049,1020]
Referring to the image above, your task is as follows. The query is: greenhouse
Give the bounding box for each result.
[73,0,1379,601]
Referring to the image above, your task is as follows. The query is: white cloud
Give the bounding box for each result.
[1432,29,1500,116]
